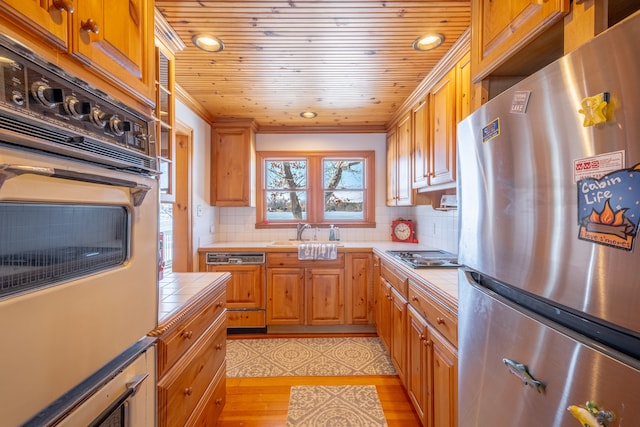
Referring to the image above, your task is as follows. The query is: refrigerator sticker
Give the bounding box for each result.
[510,91,531,114]
[481,118,500,144]
[573,150,625,183]
[578,163,640,251]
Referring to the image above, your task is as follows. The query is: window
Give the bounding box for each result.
[256,151,375,227]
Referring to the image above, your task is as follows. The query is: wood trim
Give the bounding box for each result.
[256,150,376,228]
[172,124,193,272]
[175,84,215,123]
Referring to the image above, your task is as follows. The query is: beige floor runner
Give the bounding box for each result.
[226,337,396,377]
[286,385,388,426]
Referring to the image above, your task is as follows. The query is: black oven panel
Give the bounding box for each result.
[0,35,157,174]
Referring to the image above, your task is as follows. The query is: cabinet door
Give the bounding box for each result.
[471,0,569,81]
[0,0,70,49]
[306,268,344,325]
[411,98,429,189]
[377,278,392,351]
[407,306,429,426]
[346,253,373,325]
[385,128,397,206]
[71,0,154,101]
[211,125,255,207]
[456,52,472,123]
[390,286,407,384]
[429,68,456,187]
[206,264,264,309]
[395,112,413,205]
[266,267,305,325]
[427,326,458,427]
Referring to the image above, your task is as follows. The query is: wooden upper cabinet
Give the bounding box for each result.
[71,0,155,102]
[211,120,257,207]
[411,98,429,190]
[0,0,71,49]
[385,128,398,206]
[471,0,570,82]
[386,113,413,206]
[429,68,456,187]
[456,52,472,123]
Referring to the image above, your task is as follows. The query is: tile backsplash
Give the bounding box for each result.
[211,204,459,253]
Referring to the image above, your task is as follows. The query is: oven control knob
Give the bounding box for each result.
[108,116,131,136]
[90,107,107,128]
[63,96,91,119]
[31,81,64,108]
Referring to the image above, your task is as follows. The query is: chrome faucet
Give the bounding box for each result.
[296,222,311,240]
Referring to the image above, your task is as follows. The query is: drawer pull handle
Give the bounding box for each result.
[181,330,193,339]
[217,301,224,308]
[215,343,224,350]
[419,334,425,341]
[215,398,223,405]
[184,387,193,396]
[411,296,419,302]
[80,18,100,34]
[52,0,74,13]
[436,317,445,325]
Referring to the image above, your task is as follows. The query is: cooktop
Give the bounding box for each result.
[386,250,461,269]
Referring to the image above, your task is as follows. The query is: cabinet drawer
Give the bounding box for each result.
[185,361,227,427]
[227,310,265,327]
[157,313,227,427]
[408,281,457,346]
[156,286,226,377]
[381,261,408,296]
[267,252,345,268]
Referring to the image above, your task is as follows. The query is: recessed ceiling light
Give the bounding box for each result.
[412,33,445,51]
[192,34,224,52]
[300,111,317,119]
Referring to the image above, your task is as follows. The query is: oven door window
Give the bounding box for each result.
[0,202,129,299]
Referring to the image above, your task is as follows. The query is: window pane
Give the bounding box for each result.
[266,160,307,189]
[266,191,307,221]
[324,190,364,220]
[323,160,363,189]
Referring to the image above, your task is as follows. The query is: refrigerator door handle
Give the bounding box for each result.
[502,358,545,393]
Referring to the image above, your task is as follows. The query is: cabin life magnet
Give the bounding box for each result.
[577,163,640,251]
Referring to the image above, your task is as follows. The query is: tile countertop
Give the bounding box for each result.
[157,271,231,322]
[198,241,460,309]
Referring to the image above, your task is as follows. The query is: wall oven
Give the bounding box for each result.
[0,34,159,425]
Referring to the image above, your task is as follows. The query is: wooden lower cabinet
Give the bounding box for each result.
[377,275,408,384]
[151,282,227,426]
[376,257,458,427]
[266,252,374,327]
[200,258,266,328]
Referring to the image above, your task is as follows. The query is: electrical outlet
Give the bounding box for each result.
[196,205,204,217]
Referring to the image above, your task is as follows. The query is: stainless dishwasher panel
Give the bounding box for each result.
[458,269,640,427]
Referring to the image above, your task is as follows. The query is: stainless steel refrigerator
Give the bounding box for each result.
[457,10,640,427]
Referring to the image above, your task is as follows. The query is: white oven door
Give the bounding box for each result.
[0,147,158,426]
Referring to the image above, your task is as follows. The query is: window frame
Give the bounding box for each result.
[256,150,376,228]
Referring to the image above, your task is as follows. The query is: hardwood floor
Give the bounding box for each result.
[217,334,422,426]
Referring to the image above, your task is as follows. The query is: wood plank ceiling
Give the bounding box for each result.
[155,1,471,131]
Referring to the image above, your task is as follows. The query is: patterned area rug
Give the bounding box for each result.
[226,337,396,377]
[286,385,388,426]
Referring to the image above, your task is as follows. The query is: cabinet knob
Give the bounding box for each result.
[80,18,100,34]
[52,0,74,13]
[217,301,224,308]
[215,398,223,405]
[181,330,193,339]
[184,387,193,396]
[215,343,223,350]
[411,296,419,302]
[419,334,425,341]
[436,317,445,325]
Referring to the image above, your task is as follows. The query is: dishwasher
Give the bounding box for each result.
[204,252,266,333]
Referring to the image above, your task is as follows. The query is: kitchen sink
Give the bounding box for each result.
[268,240,344,247]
